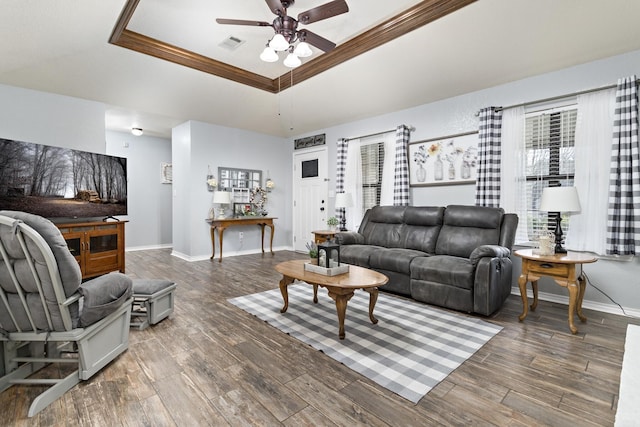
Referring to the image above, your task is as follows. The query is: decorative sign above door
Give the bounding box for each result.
[294,134,326,150]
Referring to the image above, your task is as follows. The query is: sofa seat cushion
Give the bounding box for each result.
[369,248,428,275]
[410,255,474,290]
[340,245,383,267]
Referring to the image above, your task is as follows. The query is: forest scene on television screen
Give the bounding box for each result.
[0,139,127,218]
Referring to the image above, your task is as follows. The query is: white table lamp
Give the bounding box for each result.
[335,192,354,231]
[212,191,231,219]
[539,186,581,253]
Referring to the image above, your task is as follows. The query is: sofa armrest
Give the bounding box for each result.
[469,244,511,267]
[336,231,365,245]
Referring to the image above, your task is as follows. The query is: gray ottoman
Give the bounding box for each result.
[131,279,177,330]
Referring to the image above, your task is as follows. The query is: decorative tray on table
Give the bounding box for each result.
[304,260,349,276]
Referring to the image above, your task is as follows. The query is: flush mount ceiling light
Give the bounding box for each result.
[131,127,143,136]
[216,0,348,69]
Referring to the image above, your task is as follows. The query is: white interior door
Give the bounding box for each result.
[293,147,328,252]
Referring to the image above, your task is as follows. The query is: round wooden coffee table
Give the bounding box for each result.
[274,259,388,340]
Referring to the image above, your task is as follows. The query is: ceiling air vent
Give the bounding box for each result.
[219,36,245,51]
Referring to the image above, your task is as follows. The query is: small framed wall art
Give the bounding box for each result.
[408,131,478,187]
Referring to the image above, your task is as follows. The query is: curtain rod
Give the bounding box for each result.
[342,125,414,142]
[475,79,640,116]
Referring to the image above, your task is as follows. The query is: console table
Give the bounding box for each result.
[206,217,276,262]
[514,249,597,334]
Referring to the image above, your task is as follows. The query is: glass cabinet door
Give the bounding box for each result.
[89,234,118,253]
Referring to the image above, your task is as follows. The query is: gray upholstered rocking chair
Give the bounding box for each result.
[0,211,133,417]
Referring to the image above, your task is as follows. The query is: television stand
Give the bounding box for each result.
[56,220,127,279]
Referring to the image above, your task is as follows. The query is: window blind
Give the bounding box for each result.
[523,107,577,240]
[360,142,384,211]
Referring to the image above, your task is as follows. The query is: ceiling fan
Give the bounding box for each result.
[216,0,349,67]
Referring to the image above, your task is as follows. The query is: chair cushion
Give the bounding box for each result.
[339,244,382,267]
[132,279,176,296]
[410,255,474,290]
[0,210,81,297]
[369,248,428,275]
[79,272,133,327]
[435,205,504,258]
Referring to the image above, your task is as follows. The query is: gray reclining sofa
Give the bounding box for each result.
[336,205,518,316]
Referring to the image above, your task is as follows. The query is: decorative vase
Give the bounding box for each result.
[461,162,471,179]
[434,156,443,181]
[448,162,455,180]
[416,164,426,182]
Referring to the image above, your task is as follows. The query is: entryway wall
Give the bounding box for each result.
[171,120,293,260]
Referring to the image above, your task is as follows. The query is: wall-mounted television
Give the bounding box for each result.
[0,138,127,221]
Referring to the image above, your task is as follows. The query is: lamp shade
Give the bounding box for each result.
[335,192,354,208]
[283,52,301,68]
[259,46,278,62]
[293,41,312,58]
[539,186,581,213]
[269,33,289,51]
[212,191,231,204]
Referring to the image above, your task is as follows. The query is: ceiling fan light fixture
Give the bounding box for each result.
[260,46,278,62]
[283,52,301,68]
[269,33,289,51]
[293,41,312,58]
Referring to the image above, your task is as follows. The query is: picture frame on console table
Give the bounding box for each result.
[408,131,479,187]
[233,203,256,217]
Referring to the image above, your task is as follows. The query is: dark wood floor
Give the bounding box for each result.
[1,249,638,426]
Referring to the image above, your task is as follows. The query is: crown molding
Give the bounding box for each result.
[109,0,477,93]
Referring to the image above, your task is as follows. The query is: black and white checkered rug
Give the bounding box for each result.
[229,283,502,403]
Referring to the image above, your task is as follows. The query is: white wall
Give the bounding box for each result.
[297,49,640,315]
[0,83,105,152]
[171,120,291,260]
[106,131,172,250]
[0,83,172,251]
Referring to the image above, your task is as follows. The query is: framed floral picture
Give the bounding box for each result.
[408,131,479,186]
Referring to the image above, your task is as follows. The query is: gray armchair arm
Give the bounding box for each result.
[79,273,133,327]
[336,231,365,245]
[469,244,511,267]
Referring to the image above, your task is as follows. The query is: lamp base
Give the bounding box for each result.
[554,244,567,254]
[339,216,347,232]
[553,213,566,254]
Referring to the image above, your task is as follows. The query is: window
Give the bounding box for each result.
[360,142,384,211]
[524,107,577,240]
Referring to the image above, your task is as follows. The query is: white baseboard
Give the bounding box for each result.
[511,286,640,319]
[126,244,173,252]
[171,245,292,262]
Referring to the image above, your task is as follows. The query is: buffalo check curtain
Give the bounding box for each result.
[336,138,348,226]
[606,76,640,255]
[393,125,411,206]
[475,107,503,207]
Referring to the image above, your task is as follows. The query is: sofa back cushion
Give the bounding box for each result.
[401,206,444,253]
[361,206,406,248]
[435,205,504,258]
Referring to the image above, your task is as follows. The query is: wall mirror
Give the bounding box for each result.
[218,167,262,192]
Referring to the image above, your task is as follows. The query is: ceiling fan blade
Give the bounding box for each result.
[299,29,336,52]
[265,0,286,16]
[297,0,349,25]
[216,18,271,27]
